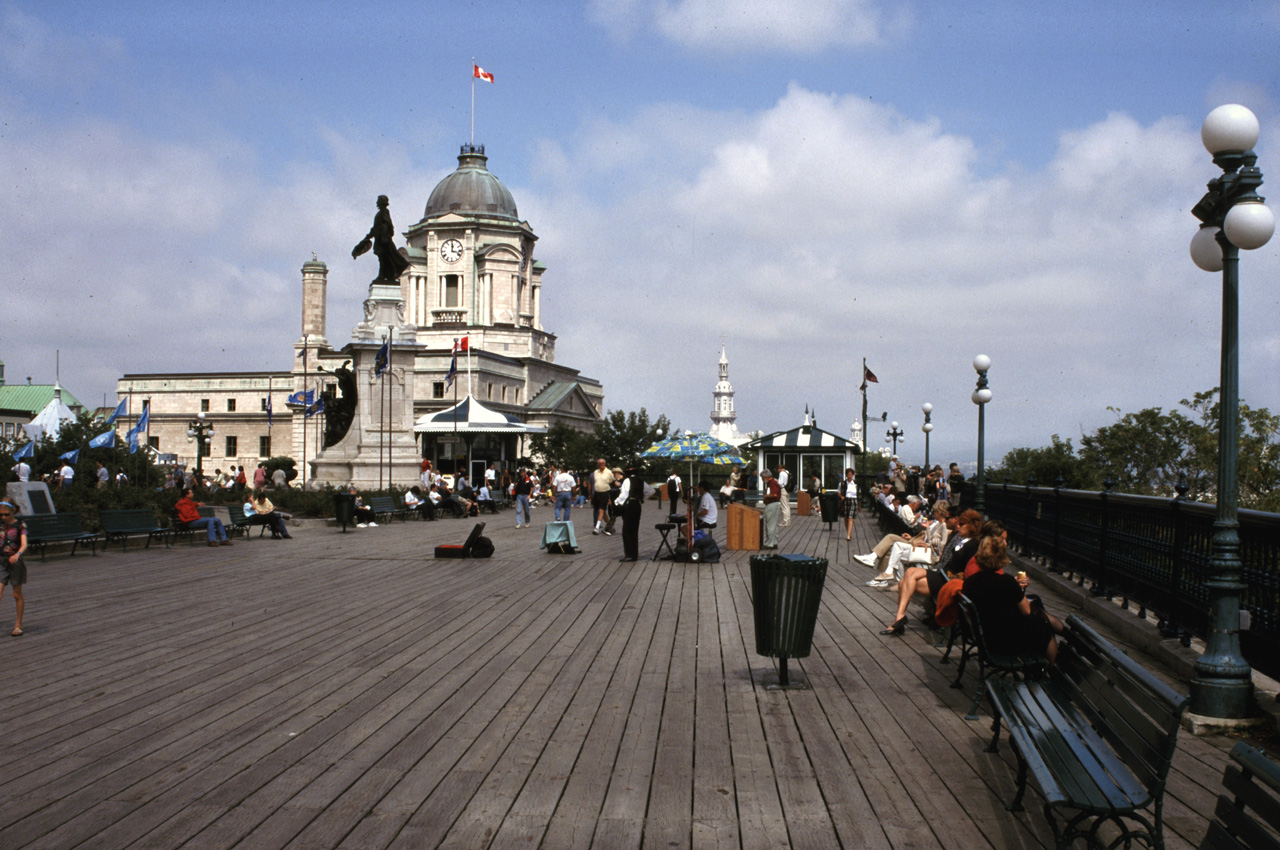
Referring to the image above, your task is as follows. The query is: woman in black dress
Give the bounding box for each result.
[962,536,1063,663]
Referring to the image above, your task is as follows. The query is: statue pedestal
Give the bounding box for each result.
[306,280,425,489]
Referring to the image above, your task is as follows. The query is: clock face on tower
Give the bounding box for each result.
[440,239,463,263]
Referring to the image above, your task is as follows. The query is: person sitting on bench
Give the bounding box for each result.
[246,489,292,538]
[176,488,233,547]
[695,481,718,530]
[405,486,436,520]
[879,508,982,636]
[962,534,1064,663]
[347,486,377,527]
[435,483,467,517]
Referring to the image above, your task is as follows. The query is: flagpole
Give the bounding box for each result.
[471,58,475,147]
[302,333,309,490]
[861,357,869,450]
[380,331,387,490]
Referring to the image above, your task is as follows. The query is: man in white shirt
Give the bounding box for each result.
[695,481,718,529]
[777,465,791,526]
[59,461,75,488]
[484,463,497,489]
[552,466,577,522]
[11,460,30,483]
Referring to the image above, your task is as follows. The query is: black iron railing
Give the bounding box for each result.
[973,481,1280,680]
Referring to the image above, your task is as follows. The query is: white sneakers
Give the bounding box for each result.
[357,523,367,528]
[854,553,877,567]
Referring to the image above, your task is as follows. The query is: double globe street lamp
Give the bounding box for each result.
[921,403,934,470]
[885,421,904,456]
[971,355,992,517]
[186,411,215,484]
[1188,104,1274,720]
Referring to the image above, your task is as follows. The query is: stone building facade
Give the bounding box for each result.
[116,144,604,484]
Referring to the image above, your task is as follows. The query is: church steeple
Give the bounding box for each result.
[710,344,738,443]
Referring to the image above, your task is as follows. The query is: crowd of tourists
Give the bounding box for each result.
[852,458,1063,663]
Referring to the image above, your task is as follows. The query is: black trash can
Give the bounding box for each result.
[819,491,840,525]
[334,491,356,532]
[749,553,828,685]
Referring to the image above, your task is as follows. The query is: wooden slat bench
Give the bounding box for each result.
[368,496,410,523]
[23,513,98,560]
[100,509,170,551]
[1200,742,1280,850]
[225,504,266,538]
[984,614,1189,850]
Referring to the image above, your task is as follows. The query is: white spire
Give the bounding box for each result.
[710,344,738,442]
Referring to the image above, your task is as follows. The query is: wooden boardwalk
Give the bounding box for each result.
[0,505,1239,849]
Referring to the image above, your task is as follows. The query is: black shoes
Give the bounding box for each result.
[880,617,907,636]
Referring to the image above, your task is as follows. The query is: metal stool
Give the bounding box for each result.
[652,523,677,560]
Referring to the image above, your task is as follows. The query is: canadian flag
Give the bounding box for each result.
[473,64,494,84]
[454,336,470,353]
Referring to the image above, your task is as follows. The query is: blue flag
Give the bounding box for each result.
[134,402,149,434]
[266,394,273,429]
[305,396,325,418]
[105,397,127,425]
[444,352,458,390]
[374,339,390,377]
[89,430,116,449]
[287,389,315,407]
[128,430,140,455]
[60,448,80,463]
[12,442,34,460]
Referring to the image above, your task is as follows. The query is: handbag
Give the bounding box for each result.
[907,546,935,564]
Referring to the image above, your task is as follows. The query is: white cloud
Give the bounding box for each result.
[590,0,900,51]
[523,85,1280,460]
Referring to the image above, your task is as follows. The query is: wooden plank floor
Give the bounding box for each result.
[0,503,1238,849]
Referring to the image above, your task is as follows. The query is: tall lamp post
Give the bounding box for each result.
[885,421,904,456]
[186,411,215,485]
[971,355,991,517]
[1188,103,1274,719]
[921,403,933,470]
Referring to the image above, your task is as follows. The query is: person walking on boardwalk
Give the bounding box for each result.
[761,470,782,549]
[777,464,791,526]
[551,465,576,522]
[839,468,858,540]
[0,501,29,636]
[665,469,682,517]
[590,458,614,535]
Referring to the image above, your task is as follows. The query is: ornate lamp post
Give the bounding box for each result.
[885,421,904,456]
[921,403,934,470]
[971,355,992,517]
[185,411,215,484]
[1188,104,1274,719]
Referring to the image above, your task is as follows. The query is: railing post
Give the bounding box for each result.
[1023,475,1035,556]
[1050,475,1063,574]
[1162,476,1188,640]
[1093,476,1113,599]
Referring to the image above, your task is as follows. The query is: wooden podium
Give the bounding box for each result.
[726,502,762,551]
[796,491,811,516]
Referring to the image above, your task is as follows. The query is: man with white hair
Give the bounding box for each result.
[898,494,922,529]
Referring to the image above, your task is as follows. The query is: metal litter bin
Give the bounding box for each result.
[819,491,840,525]
[334,491,356,532]
[749,553,828,685]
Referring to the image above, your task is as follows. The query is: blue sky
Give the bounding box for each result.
[2,0,1278,467]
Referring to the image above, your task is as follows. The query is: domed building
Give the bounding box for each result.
[114,145,604,487]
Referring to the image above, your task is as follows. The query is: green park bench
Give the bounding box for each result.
[23,513,98,560]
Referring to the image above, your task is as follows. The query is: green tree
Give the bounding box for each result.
[1078,406,1195,495]
[996,435,1090,488]
[529,424,596,471]
[592,408,671,468]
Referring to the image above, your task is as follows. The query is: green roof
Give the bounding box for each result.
[528,382,578,411]
[0,385,85,415]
